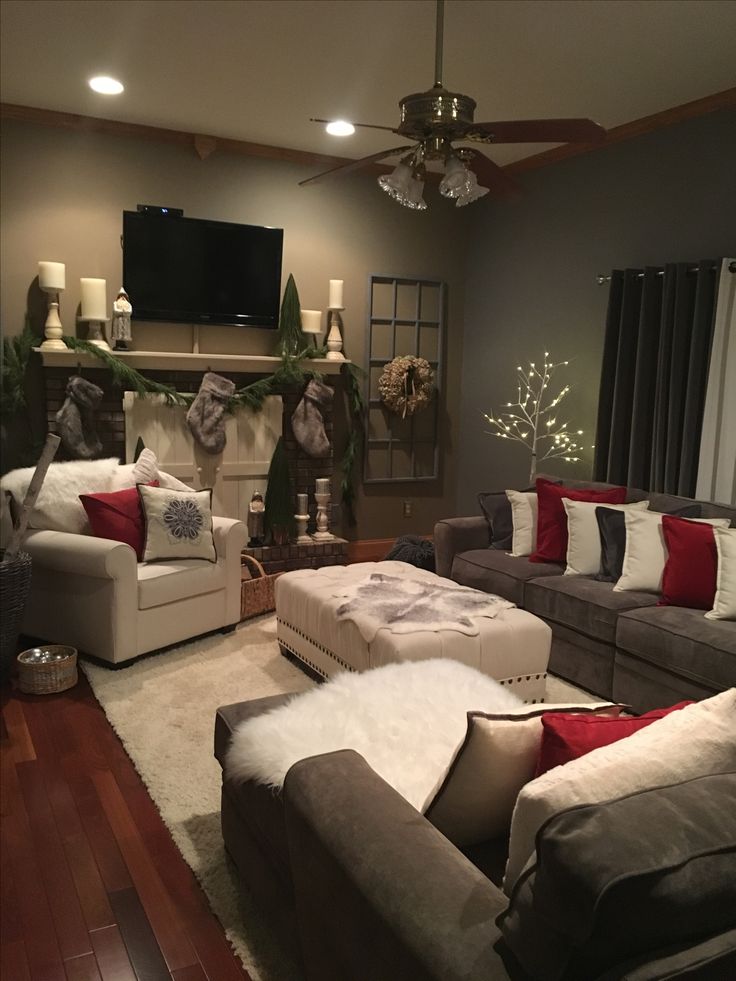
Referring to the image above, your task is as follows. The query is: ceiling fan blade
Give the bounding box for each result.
[466,118,606,144]
[311,118,400,134]
[299,145,415,186]
[461,148,521,196]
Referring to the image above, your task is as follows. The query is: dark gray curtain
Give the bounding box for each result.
[593,260,718,496]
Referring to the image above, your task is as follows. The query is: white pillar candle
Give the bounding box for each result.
[315,478,330,494]
[297,493,309,514]
[80,278,107,320]
[328,279,344,309]
[38,261,65,292]
[300,309,322,334]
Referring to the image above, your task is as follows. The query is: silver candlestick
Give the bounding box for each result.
[295,492,312,544]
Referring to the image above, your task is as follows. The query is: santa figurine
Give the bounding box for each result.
[111,287,133,350]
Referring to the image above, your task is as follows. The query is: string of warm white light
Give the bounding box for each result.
[483,352,585,481]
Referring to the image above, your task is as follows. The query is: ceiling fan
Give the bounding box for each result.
[299,0,606,208]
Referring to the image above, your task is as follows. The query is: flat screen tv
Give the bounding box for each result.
[122,211,284,328]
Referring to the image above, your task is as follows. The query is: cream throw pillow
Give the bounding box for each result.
[110,448,193,492]
[423,701,622,848]
[614,509,730,594]
[138,484,216,562]
[563,498,649,576]
[506,490,538,557]
[504,689,736,896]
[706,526,736,620]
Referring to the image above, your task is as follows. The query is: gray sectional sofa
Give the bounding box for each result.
[434,477,736,713]
[215,694,736,981]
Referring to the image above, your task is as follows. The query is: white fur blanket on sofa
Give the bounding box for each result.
[225,658,522,811]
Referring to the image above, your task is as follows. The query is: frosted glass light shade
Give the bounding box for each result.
[440,156,472,199]
[378,162,412,200]
[301,309,322,333]
[404,178,427,210]
[39,261,65,292]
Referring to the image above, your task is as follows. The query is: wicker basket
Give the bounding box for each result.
[17,645,78,695]
[240,553,282,620]
[0,550,33,683]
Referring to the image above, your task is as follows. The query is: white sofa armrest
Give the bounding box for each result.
[212,516,248,560]
[22,529,137,579]
[212,518,247,626]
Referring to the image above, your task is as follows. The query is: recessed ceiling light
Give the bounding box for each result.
[89,76,124,95]
[325,120,355,137]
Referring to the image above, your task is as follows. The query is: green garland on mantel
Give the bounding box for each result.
[61,335,367,523]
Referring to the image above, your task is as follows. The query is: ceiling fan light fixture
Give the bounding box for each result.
[403,177,428,211]
[456,180,489,207]
[439,155,472,199]
[377,161,413,200]
[325,120,355,136]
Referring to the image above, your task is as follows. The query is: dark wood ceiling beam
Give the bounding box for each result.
[505,87,736,176]
[2,88,735,180]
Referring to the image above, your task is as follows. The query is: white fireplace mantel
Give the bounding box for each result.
[34,348,347,374]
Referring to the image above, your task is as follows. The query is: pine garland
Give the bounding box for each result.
[1,320,40,420]
[42,334,366,527]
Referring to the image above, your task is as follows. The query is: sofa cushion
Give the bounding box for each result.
[707,526,736,621]
[424,701,621,849]
[616,605,736,692]
[137,558,226,609]
[531,478,627,564]
[525,576,657,645]
[534,702,692,776]
[451,549,562,606]
[499,771,736,981]
[648,491,736,524]
[504,689,736,895]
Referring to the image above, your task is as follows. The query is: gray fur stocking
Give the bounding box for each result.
[186,371,235,454]
[291,379,333,458]
[55,375,104,459]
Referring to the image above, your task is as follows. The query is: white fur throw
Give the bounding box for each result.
[1,457,120,533]
[226,658,522,811]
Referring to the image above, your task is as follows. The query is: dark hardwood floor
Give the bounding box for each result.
[1,670,250,981]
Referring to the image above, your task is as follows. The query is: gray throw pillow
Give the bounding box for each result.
[498,772,736,981]
[478,483,550,550]
[596,503,701,582]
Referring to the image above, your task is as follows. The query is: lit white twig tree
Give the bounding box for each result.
[483,352,584,482]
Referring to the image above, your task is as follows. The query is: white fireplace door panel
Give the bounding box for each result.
[122,392,283,520]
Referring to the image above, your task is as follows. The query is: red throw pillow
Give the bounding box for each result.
[535,702,693,776]
[659,515,718,610]
[80,481,158,561]
[530,478,627,563]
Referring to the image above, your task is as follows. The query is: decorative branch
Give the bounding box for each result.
[482,352,584,482]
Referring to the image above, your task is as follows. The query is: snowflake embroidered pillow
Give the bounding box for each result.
[137,484,216,563]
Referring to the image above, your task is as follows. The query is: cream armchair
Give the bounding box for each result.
[21,516,247,665]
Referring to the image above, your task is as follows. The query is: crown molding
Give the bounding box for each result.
[3,88,735,181]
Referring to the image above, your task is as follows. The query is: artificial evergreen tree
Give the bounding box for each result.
[264,436,295,543]
[276,273,303,356]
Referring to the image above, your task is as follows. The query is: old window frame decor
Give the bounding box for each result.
[364,274,444,483]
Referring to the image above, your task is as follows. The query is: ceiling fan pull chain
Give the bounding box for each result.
[434,0,444,88]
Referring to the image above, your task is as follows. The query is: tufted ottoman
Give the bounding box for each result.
[275,561,552,702]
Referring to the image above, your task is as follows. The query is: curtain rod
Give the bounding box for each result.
[596,261,734,285]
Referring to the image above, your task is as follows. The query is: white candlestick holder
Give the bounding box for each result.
[78,316,111,350]
[326,307,346,361]
[40,293,68,351]
[312,491,334,541]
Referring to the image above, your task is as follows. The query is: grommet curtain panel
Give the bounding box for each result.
[696,258,736,505]
[593,260,719,497]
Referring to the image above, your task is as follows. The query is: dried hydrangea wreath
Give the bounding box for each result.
[378,355,435,418]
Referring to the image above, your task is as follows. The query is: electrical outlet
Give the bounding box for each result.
[403,500,412,518]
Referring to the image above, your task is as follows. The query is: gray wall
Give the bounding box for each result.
[0,119,472,539]
[457,107,736,515]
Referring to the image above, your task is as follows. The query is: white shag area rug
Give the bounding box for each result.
[81,614,595,981]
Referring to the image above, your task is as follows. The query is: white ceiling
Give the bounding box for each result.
[2,0,736,169]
